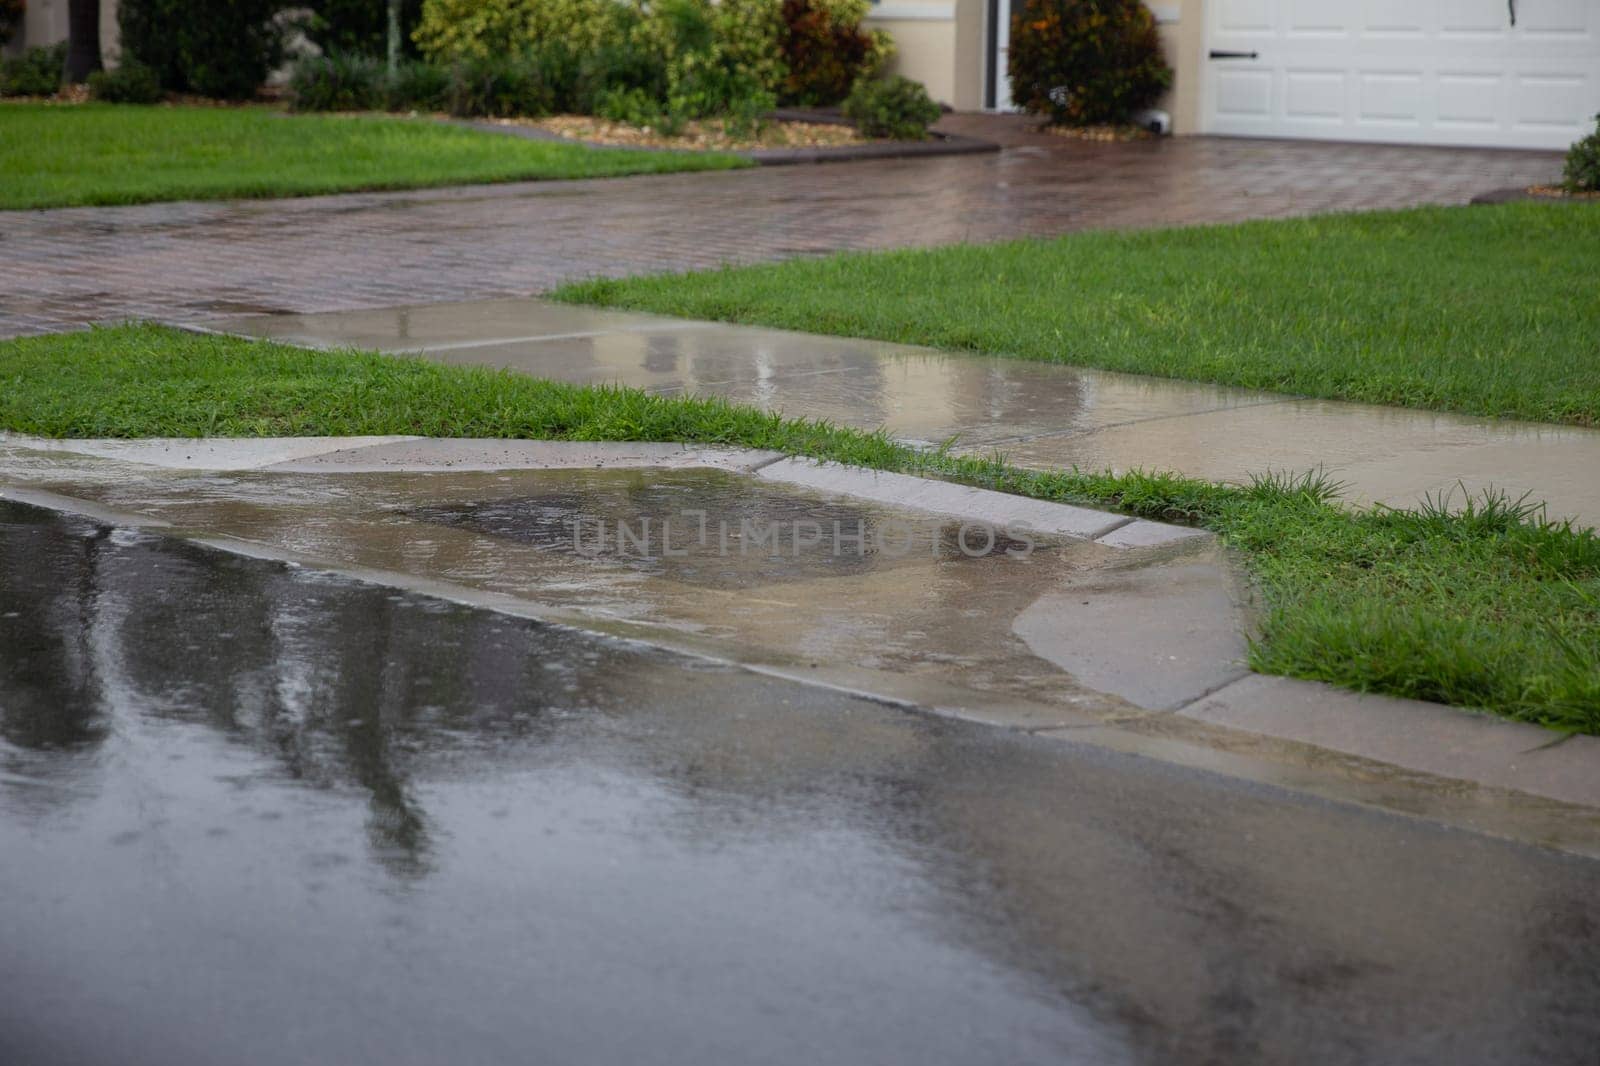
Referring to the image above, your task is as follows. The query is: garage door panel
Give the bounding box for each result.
[1284,70,1345,120]
[1204,0,1599,147]
[1214,69,1274,119]
[1220,0,1274,34]
[1287,0,1344,35]
[1519,0,1592,37]
[1358,73,1424,124]
[1435,72,1504,128]
[1440,0,1505,36]
[1361,2,1424,37]
[1513,73,1595,132]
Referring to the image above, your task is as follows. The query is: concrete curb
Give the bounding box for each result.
[755,457,1209,549]
[0,434,1202,550]
[1174,674,1600,810]
[3,433,1596,817]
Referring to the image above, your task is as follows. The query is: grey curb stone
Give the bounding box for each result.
[754,457,1207,546]
[1178,674,1600,809]
[2,434,1198,550]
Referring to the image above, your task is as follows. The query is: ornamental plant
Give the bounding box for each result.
[1007,0,1171,126]
[780,0,889,105]
[1564,115,1600,193]
[843,74,939,140]
[412,0,630,63]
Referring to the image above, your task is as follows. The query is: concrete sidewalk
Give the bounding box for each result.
[206,297,1600,530]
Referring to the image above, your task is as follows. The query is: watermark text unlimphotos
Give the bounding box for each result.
[568,510,1034,560]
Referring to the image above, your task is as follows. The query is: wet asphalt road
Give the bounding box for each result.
[2,500,1598,1066]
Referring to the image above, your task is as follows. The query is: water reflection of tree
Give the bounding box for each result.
[0,504,109,758]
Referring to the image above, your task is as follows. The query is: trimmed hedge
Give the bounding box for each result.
[1007,0,1171,126]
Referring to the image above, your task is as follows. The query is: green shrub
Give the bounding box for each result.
[87,61,164,104]
[843,74,939,140]
[595,85,665,127]
[119,0,286,99]
[574,38,666,114]
[388,58,452,111]
[288,53,386,112]
[1565,114,1600,193]
[1007,0,1171,126]
[0,43,66,97]
[413,0,629,63]
[714,0,786,98]
[445,54,562,117]
[304,0,424,60]
[779,0,882,106]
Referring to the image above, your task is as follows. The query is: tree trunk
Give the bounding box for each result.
[387,0,401,75]
[64,0,102,84]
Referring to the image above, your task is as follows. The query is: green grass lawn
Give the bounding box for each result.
[3,324,1597,733]
[0,102,748,209]
[557,203,1600,426]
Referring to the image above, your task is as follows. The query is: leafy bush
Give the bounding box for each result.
[637,0,772,120]
[445,54,565,117]
[0,43,66,97]
[388,58,452,111]
[780,0,885,106]
[1007,0,1171,126]
[573,38,666,115]
[87,61,164,104]
[119,0,286,99]
[595,85,665,127]
[843,75,939,139]
[714,0,786,98]
[413,0,629,63]
[1565,114,1600,193]
[304,0,425,60]
[289,53,386,111]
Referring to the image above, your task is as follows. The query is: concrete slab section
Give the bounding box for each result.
[0,449,1170,725]
[1095,519,1213,550]
[755,457,1137,541]
[1012,547,1251,710]
[1178,674,1600,810]
[210,301,1286,447]
[262,439,784,474]
[995,399,1600,530]
[203,297,695,351]
[199,299,1600,533]
[0,433,421,470]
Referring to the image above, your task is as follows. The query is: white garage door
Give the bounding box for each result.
[1202,0,1600,149]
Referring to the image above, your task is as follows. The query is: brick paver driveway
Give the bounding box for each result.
[0,121,1560,337]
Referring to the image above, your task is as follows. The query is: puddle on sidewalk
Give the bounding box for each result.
[0,455,1205,722]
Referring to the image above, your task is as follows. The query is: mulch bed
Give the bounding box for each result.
[1471,185,1600,205]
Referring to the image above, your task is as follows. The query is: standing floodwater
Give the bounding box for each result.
[2,500,1598,1066]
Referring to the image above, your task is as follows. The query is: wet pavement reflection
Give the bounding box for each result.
[3,501,1599,1066]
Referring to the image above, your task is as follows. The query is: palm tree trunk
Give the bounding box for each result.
[65,0,102,84]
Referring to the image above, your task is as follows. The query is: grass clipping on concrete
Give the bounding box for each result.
[3,325,1597,733]
[0,103,749,211]
[556,203,1600,428]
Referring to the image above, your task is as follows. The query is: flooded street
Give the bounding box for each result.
[3,499,1599,1066]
